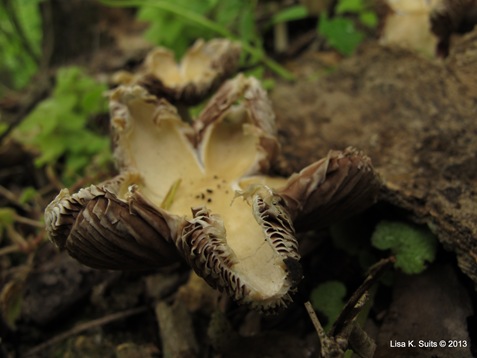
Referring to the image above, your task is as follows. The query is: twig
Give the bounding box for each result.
[23,306,148,357]
[14,214,43,229]
[6,225,28,248]
[155,301,199,357]
[305,301,345,357]
[0,186,44,227]
[45,165,64,192]
[0,185,32,212]
[0,244,18,256]
[304,300,326,340]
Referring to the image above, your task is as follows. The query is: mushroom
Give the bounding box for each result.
[45,41,381,312]
[114,38,241,105]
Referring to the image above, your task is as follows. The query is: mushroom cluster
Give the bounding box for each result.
[45,39,381,311]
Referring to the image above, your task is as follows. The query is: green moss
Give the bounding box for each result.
[371,221,437,274]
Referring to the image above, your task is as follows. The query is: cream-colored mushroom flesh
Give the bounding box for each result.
[110,84,295,306]
[145,44,214,87]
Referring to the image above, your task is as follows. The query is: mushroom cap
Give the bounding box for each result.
[44,173,182,270]
[116,39,241,105]
[279,147,382,231]
[46,74,303,311]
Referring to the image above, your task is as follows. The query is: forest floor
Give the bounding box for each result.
[1,4,477,358]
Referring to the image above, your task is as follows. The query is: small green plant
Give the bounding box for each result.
[318,0,377,56]
[264,0,378,57]
[371,220,438,274]
[15,66,111,185]
[0,207,16,229]
[268,4,308,27]
[310,280,347,331]
[136,0,256,58]
[0,0,42,94]
[18,186,38,204]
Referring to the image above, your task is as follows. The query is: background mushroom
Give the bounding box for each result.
[114,38,242,105]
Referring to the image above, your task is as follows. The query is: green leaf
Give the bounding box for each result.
[310,281,347,331]
[238,5,257,46]
[318,13,365,56]
[215,0,244,28]
[0,122,8,136]
[19,187,38,204]
[53,67,82,96]
[66,155,90,175]
[16,0,42,53]
[336,0,365,14]
[0,280,24,330]
[269,5,308,26]
[137,1,220,56]
[33,139,66,167]
[14,66,111,184]
[0,208,16,228]
[371,221,437,274]
[80,89,107,116]
[359,10,378,28]
[53,94,77,113]
[0,0,41,91]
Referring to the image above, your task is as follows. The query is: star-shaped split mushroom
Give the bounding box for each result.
[45,40,381,312]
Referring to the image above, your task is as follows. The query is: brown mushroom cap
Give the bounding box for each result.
[133,39,241,105]
[44,173,182,270]
[279,147,382,231]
